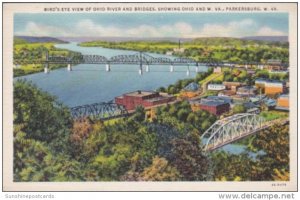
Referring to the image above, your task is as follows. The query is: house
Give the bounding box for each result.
[218,90,236,97]
[223,81,244,92]
[276,94,289,111]
[264,81,286,95]
[243,102,260,114]
[213,67,222,74]
[115,90,176,111]
[236,86,257,96]
[179,82,200,99]
[255,79,268,89]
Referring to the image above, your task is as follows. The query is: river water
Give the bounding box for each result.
[15,42,261,156]
[16,42,206,107]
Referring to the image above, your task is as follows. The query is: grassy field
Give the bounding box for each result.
[260,110,289,121]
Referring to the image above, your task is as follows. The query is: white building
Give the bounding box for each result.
[207,84,226,91]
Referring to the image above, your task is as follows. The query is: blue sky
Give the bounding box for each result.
[14,13,288,38]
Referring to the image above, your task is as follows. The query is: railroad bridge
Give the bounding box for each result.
[70,101,129,121]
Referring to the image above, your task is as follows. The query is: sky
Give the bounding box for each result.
[14,13,288,38]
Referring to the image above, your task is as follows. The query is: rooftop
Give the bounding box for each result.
[124,90,157,97]
[279,94,289,98]
[183,82,199,91]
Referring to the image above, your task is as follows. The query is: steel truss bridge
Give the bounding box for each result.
[70,102,129,121]
[200,113,288,152]
[19,51,288,74]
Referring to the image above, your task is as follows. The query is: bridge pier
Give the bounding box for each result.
[186,66,190,76]
[67,63,72,71]
[145,65,149,72]
[195,66,199,73]
[139,65,143,75]
[106,63,111,72]
[170,65,174,72]
[44,64,49,74]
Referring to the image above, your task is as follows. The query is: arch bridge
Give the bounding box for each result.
[200,113,267,152]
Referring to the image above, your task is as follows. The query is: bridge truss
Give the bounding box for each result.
[70,102,128,121]
[200,113,266,152]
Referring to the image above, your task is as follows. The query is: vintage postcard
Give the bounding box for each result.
[2,2,297,191]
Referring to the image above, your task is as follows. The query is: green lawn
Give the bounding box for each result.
[260,110,289,121]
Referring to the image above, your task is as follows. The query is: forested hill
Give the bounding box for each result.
[14,36,67,44]
[189,37,288,47]
[79,37,289,63]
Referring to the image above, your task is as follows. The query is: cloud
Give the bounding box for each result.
[196,19,258,37]
[15,19,287,38]
[256,26,286,36]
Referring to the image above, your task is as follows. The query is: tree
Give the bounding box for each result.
[139,156,181,181]
[13,80,72,152]
[133,106,146,122]
[251,124,289,180]
[211,151,255,181]
[232,104,246,114]
[14,125,82,181]
[167,133,209,181]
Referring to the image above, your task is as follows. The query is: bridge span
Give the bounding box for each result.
[201,113,289,152]
[70,101,129,121]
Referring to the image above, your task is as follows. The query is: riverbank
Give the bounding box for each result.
[13,42,80,77]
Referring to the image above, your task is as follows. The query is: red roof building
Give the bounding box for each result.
[115,90,176,111]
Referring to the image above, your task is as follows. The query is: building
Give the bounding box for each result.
[255,79,268,89]
[236,86,257,96]
[207,84,226,91]
[115,90,176,111]
[265,81,286,95]
[213,67,222,73]
[218,90,236,97]
[191,96,230,115]
[276,94,289,110]
[243,102,260,114]
[179,82,200,99]
[165,51,173,56]
[266,59,286,71]
[223,81,244,92]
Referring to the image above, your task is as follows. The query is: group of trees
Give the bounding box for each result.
[13,80,290,182]
[255,69,289,81]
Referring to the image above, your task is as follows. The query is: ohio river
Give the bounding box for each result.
[16,42,206,107]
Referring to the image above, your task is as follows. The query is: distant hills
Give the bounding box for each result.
[59,36,288,43]
[241,36,288,42]
[14,36,67,44]
[14,35,288,44]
